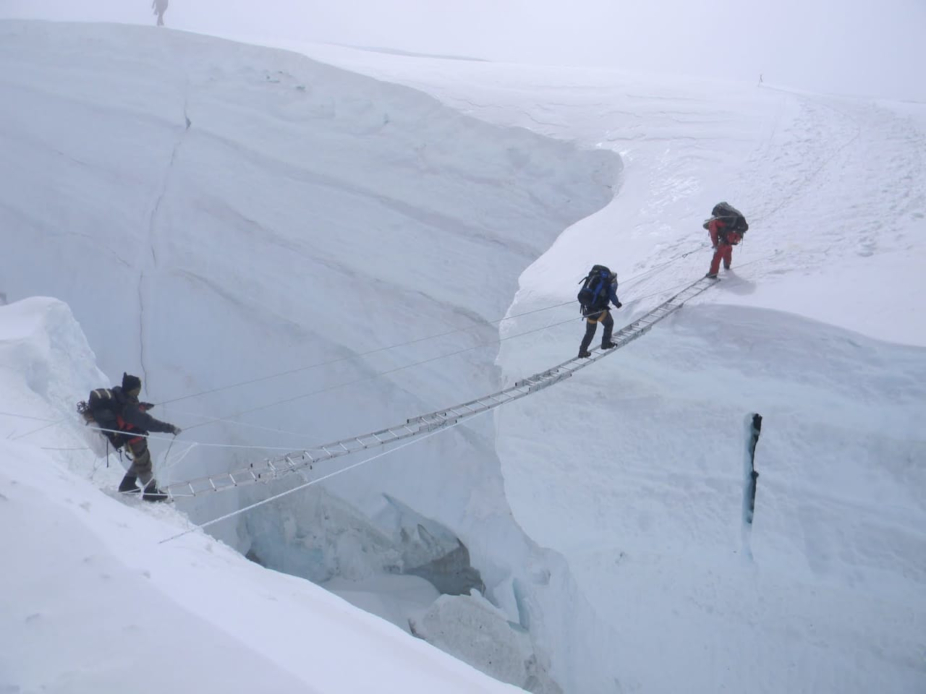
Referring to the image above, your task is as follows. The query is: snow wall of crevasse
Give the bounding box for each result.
[0,21,624,692]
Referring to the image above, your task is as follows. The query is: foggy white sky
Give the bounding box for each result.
[2,0,924,101]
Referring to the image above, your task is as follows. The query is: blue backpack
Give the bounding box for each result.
[577,265,612,314]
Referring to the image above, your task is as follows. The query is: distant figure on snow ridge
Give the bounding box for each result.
[78,372,181,502]
[704,202,749,279]
[152,0,168,26]
[576,264,622,359]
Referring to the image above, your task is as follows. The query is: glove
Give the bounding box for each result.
[140,402,155,410]
[614,301,622,309]
[170,425,182,436]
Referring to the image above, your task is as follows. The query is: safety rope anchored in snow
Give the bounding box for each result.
[162,276,715,501]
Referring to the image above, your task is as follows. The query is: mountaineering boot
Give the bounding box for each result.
[705,272,719,279]
[578,349,592,359]
[118,474,139,493]
[723,262,731,270]
[142,481,168,503]
[601,341,617,350]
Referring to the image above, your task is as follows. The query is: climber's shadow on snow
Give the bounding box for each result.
[717,270,756,295]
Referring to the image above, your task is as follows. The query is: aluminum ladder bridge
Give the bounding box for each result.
[163,277,715,501]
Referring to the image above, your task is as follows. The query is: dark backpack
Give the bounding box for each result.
[577,265,612,313]
[87,388,119,415]
[77,388,126,447]
[704,202,749,234]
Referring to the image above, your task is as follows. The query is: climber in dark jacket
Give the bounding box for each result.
[578,269,622,358]
[83,373,180,501]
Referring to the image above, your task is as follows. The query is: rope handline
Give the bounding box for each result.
[159,414,473,544]
[151,246,704,411]
[0,411,60,422]
[181,252,730,432]
[160,441,198,472]
[619,245,707,286]
[82,424,308,451]
[182,311,592,432]
[153,300,581,408]
[11,416,71,441]
[163,406,320,440]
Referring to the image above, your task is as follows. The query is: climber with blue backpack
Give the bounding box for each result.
[576,264,622,359]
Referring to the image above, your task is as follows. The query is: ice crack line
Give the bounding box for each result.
[139,97,192,387]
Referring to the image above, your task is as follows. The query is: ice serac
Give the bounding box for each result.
[240,466,621,692]
[381,494,486,596]
[0,298,112,463]
[241,486,483,596]
[411,593,563,694]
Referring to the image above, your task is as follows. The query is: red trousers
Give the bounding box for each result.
[709,244,733,275]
